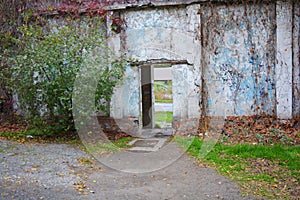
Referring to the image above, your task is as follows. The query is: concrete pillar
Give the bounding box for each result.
[276,1,293,119]
[172,64,189,120]
[107,11,124,119]
[110,85,124,119]
[293,2,300,118]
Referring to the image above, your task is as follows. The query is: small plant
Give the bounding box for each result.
[244,128,250,137]
[255,134,265,145]
[269,128,283,134]
[279,134,294,145]
[231,127,239,135]
[219,135,228,143]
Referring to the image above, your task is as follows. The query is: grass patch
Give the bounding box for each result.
[113,137,134,148]
[0,128,134,151]
[85,137,134,155]
[155,99,173,103]
[174,136,300,199]
[0,130,81,145]
[155,112,173,123]
[0,131,23,139]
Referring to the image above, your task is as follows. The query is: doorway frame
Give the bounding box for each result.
[137,60,188,129]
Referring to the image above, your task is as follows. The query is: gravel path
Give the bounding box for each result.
[0,140,254,200]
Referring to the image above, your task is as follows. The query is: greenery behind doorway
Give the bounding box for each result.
[154,80,173,128]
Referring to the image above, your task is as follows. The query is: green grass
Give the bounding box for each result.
[0,129,134,152]
[85,137,134,155]
[155,112,173,123]
[113,137,134,148]
[155,99,173,103]
[0,130,80,144]
[174,136,300,199]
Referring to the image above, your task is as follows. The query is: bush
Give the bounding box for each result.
[3,16,126,136]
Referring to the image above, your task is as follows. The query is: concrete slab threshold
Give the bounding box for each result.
[140,128,173,138]
[128,137,168,152]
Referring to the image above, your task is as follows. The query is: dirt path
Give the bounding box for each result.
[0,140,254,200]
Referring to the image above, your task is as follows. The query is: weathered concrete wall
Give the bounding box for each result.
[109,4,202,126]
[293,1,300,118]
[108,1,299,124]
[276,1,293,119]
[201,2,276,117]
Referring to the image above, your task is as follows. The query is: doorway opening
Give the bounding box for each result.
[140,64,173,129]
[153,66,173,129]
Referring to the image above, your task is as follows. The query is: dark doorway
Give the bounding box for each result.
[141,65,154,128]
[140,64,173,129]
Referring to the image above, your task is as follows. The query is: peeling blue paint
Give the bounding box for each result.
[202,4,277,116]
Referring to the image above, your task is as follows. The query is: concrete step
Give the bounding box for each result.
[128,137,169,152]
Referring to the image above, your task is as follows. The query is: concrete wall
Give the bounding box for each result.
[201,3,277,117]
[109,4,202,126]
[276,1,293,119]
[293,1,300,118]
[108,1,299,122]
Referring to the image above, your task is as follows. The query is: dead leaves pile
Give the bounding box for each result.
[208,115,300,145]
[0,123,26,133]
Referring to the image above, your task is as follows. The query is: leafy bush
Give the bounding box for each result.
[3,16,126,136]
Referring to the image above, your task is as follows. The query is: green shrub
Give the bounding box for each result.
[2,16,126,136]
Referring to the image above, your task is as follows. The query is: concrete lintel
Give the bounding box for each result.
[36,0,276,16]
[131,59,189,67]
[104,0,275,11]
[104,0,203,11]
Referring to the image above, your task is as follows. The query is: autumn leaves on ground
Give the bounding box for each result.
[0,116,299,199]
